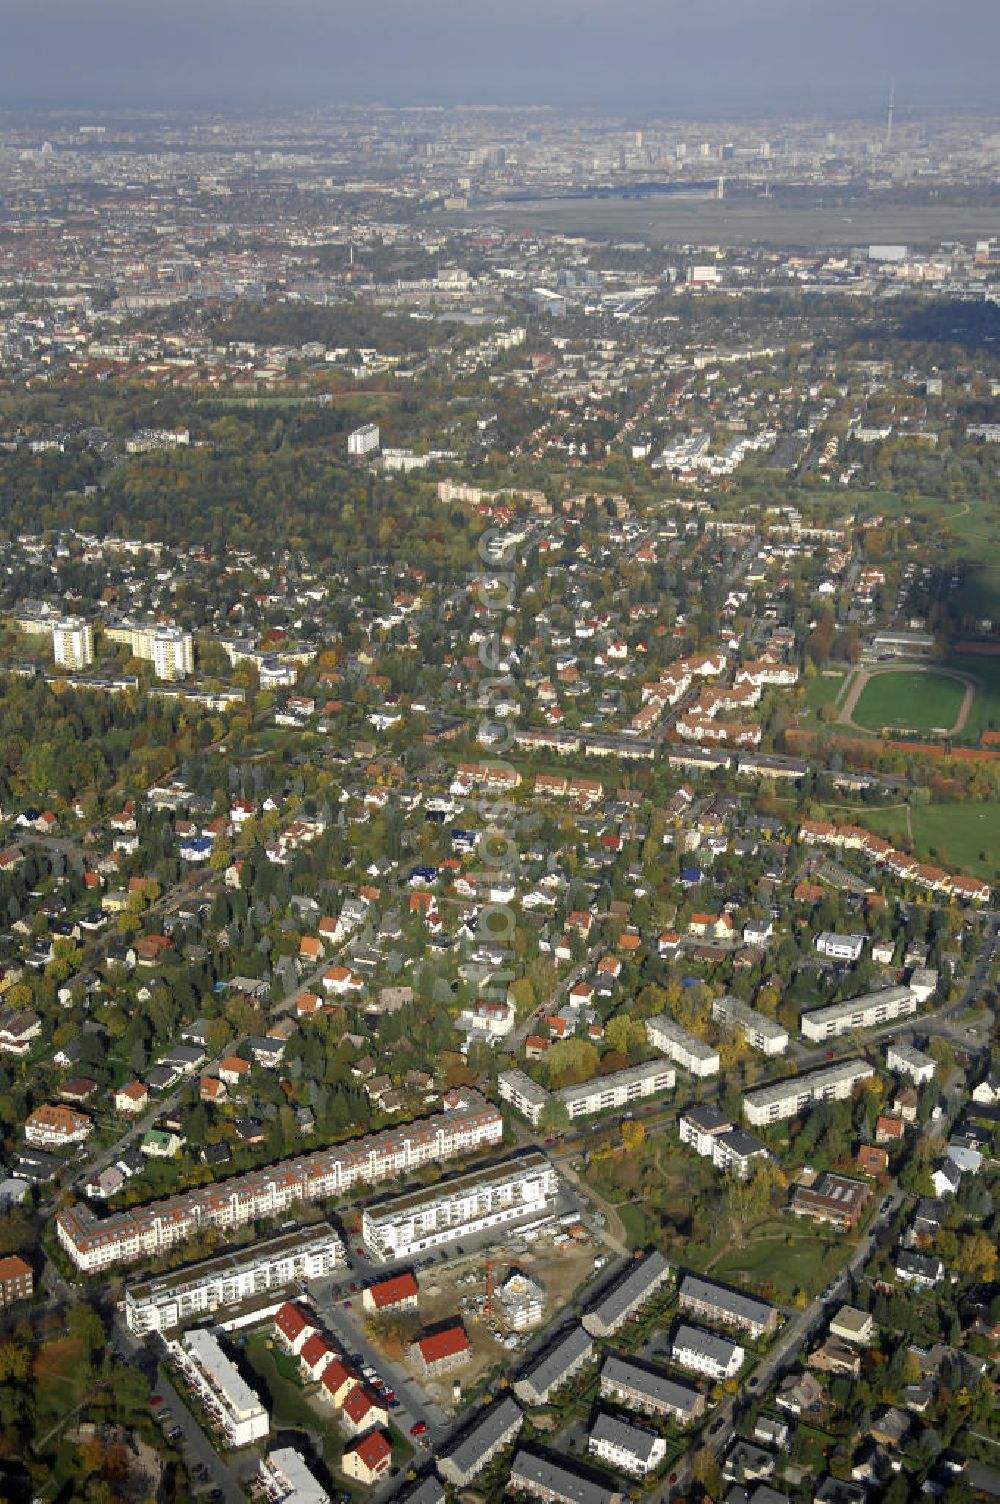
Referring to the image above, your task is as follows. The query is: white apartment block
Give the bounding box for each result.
[646,1015,720,1077]
[105,619,194,679]
[886,1041,936,1086]
[52,616,94,669]
[124,1227,344,1335]
[712,995,788,1055]
[175,1328,268,1447]
[498,1068,551,1127]
[557,1061,675,1120]
[151,628,195,681]
[743,1060,874,1127]
[815,932,866,963]
[57,1091,503,1272]
[588,1413,667,1477]
[347,422,380,457]
[800,985,917,1042]
[258,1447,330,1504]
[362,1151,558,1263]
[671,1323,744,1381]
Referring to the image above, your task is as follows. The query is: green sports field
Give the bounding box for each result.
[852,670,966,732]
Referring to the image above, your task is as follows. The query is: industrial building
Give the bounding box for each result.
[362,1152,558,1263]
[800,986,918,1042]
[124,1226,344,1334]
[645,1015,720,1077]
[743,1060,874,1127]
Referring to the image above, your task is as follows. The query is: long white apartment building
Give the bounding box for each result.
[558,1061,675,1120]
[124,1226,344,1335]
[712,995,788,1055]
[175,1328,268,1447]
[645,1015,720,1077]
[498,1061,675,1128]
[52,616,93,669]
[362,1151,558,1263]
[743,1060,874,1128]
[57,1090,503,1273]
[800,985,918,1042]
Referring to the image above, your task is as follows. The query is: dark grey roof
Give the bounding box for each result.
[439,1396,522,1479]
[510,1449,619,1504]
[601,1355,701,1415]
[516,1324,594,1399]
[585,1251,671,1329]
[680,1274,774,1326]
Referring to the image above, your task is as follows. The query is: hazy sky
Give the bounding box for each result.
[3,0,998,116]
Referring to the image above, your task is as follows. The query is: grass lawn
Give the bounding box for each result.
[243,1332,331,1436]
[909,802,1000,883]
[803,671,846,715]
[617,1202,651,1250]
[944,654,1000,743]
[707,1225,843,1305]
[852,670,966,732]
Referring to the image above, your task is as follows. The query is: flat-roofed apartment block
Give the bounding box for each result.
[800,986,917,1042]
[57,1090,503,1272]
[678,1275,779,1340]
[790,1173,870,1231]
[886,1041,936,1086]
[362,1152,558,1263]
[645,1015,719,1077]
[599,1355,705,1428]
[258,1446,330,1504]
[557,1061,675,1120]
[124,1226,344,1335]
[438,1396,524,1486]
[712,995,788,1055]
[582,1251,672,1338]
[508,1449,621,1504]
[513,1324,596,1406]
[671,1323,744,1381]
[174,1328,269,1447]
[743,1060,874,1128]
[498,1068,551,1128]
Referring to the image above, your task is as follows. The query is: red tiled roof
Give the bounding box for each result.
[416,1324,469,1366]
[366,1271,418,1310]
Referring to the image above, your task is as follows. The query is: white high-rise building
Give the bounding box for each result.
[347,422,380,458]
[151,628,194,681]
[52,617,94,669]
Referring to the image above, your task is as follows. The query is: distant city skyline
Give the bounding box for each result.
[1,0,998,116]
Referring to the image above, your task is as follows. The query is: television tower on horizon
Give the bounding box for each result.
[886,77,895,148]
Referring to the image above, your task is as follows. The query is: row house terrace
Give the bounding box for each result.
[57,1091,502,1272]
